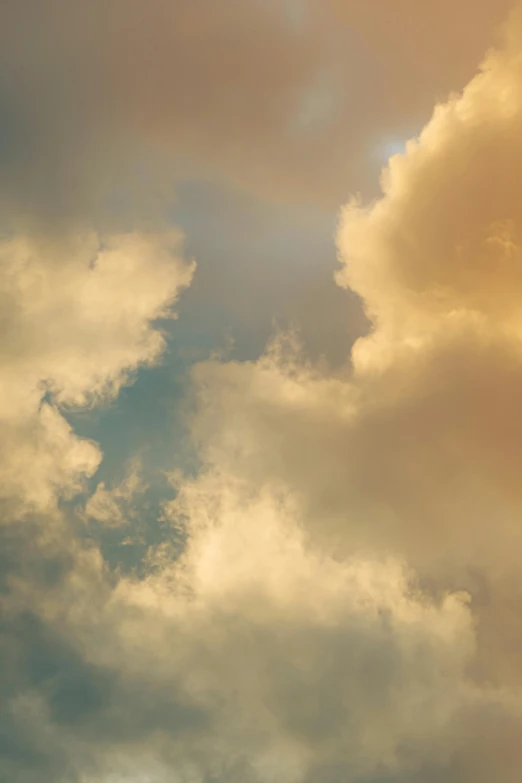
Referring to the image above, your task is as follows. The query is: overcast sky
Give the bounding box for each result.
[1,2,522,781]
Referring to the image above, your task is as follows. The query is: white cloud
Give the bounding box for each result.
[0,230,193,514]
[21,470,482,783]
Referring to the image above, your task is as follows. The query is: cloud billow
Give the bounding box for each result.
[3,3,522,783]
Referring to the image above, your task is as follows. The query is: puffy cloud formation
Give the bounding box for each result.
[4,3,522,783]
[0,0,513,223]
[0,230,193,514]
[4,477,484,783]
[333,15,522,570]
[0,225,194,781]
[60,8,522,780]
[181,4,522,583]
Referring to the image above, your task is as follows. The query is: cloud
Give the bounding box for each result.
[175,6,522,584]
[3,4,522,783]
[332,8,522,568]
[4,462,521,783]
[0,224,194,780]
[337,33,522,331]
[4,476,482,783]
[0,0,514,226]
[0,230,193,514]
[83,458,147,528]
[50,9,522,779]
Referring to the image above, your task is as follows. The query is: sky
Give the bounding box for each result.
[2,1,522,781]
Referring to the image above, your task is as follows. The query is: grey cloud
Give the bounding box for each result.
[0,0,514,227]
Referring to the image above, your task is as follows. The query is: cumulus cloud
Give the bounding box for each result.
[5,477,481,783]
[5,458,521,783]
[0,226,194,779]
[49,7,522,779]
[4,3,522,783]
[0,230,193,514]
[177,4,522,583]
[333,8,522,567]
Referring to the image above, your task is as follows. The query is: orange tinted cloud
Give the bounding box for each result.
[0,0,514,224]
[2,4,522,783]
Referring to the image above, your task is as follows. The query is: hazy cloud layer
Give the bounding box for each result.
[0,0,513,225]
